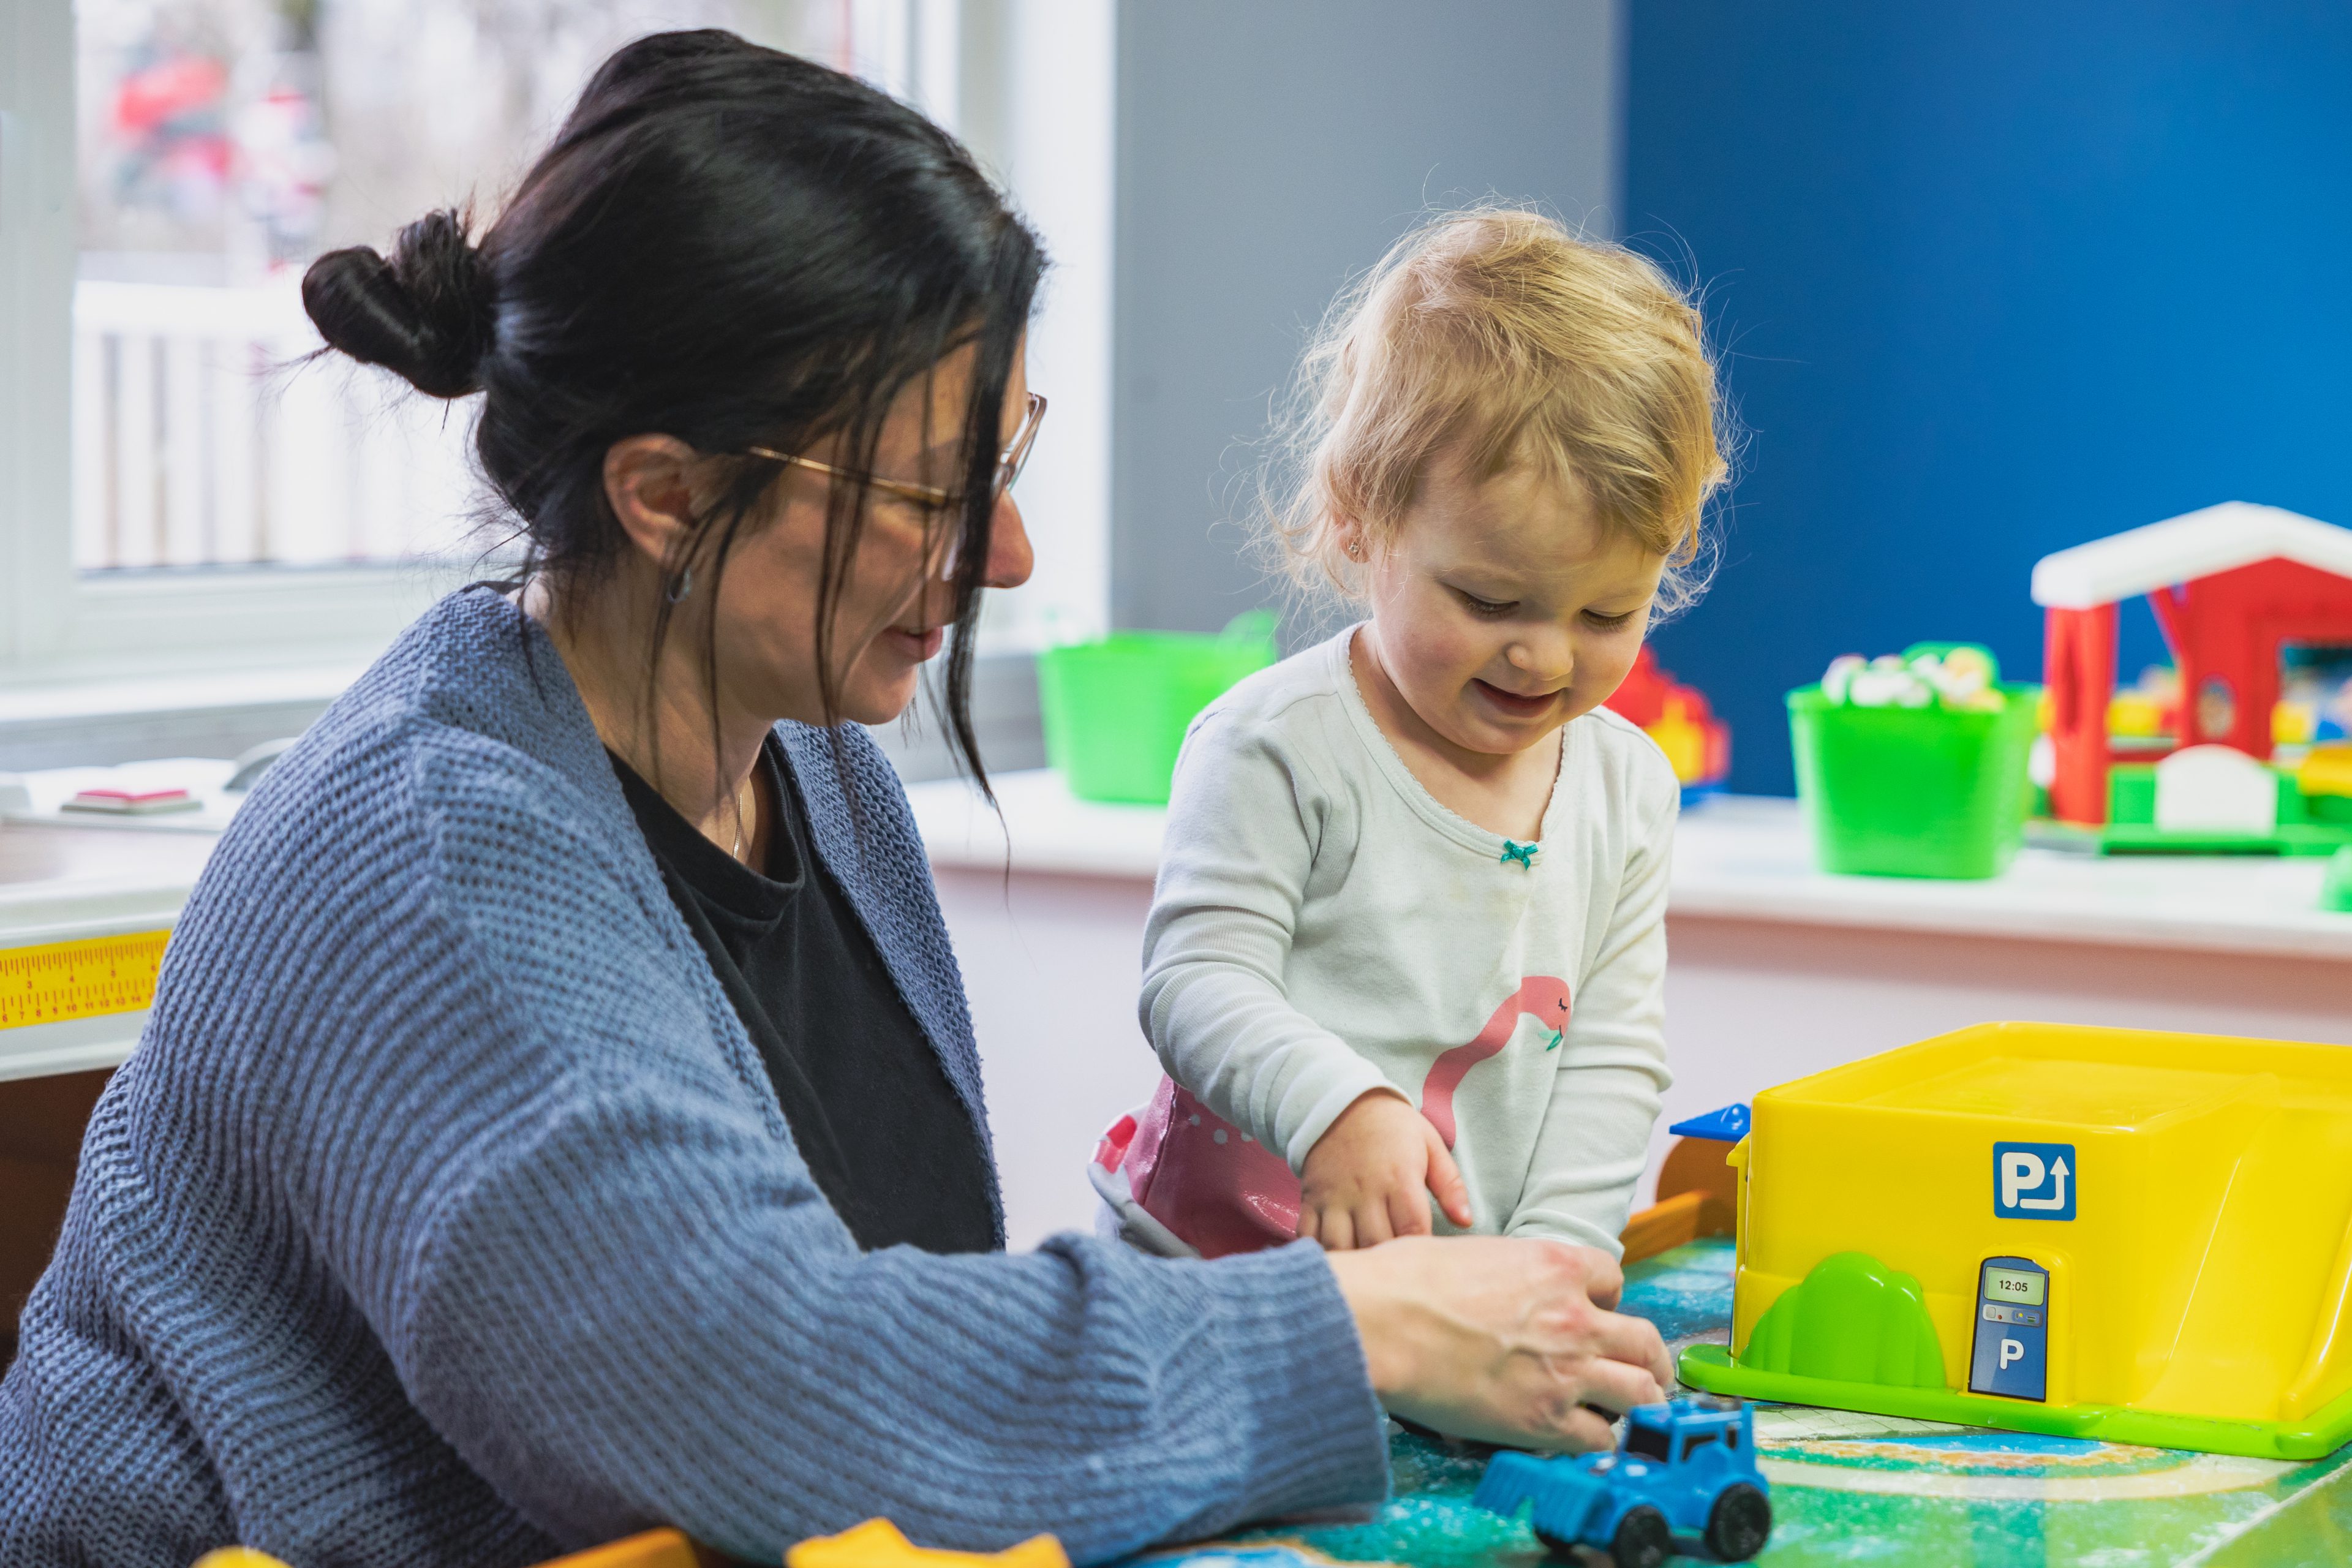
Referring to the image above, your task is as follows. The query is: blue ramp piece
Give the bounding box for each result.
[1670,1103,1751,1142]
[1473,1450,1608,1544]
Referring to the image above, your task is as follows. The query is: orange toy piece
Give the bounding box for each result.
[535,1529,709,1568]
[1618,1135,1741,1266]
[198,1526,718,1568]
[1602,646,1730,792]
[788,1520,1069,1568]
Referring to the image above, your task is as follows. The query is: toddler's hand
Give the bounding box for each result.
[1298,1090,1476,1250]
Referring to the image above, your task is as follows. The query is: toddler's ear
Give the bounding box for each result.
[1333,515,1370,565]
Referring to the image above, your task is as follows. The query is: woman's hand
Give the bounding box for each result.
[1325,1236,1674,1451]
[1298,1091,1475,1250]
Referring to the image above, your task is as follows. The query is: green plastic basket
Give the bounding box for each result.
[1037,613,1278,804]
[1788,680,2043,879]
[2325,847,2352,913]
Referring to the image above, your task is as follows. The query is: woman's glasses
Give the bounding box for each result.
[746,392,1047,513]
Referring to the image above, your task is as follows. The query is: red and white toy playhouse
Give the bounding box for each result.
[2033,502,2352,824]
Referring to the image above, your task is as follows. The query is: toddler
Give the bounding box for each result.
[1093,208,1727,1260]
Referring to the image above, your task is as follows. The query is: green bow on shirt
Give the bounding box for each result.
[1499,840,1539,869]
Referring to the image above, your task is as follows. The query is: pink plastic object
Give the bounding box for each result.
[1120,1079,1301,1259]
[1104,976,1575,1257]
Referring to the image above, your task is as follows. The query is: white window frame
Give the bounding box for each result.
[843,0,1116,657]
[955,0,1115,655]
[1,0,79,686]
[4,0,500,698]
[1,0,1110,739]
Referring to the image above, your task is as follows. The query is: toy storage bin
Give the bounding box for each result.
[1787,682,2041,878]
[1036,614,1278,804]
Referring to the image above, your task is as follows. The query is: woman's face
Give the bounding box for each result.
[709,342,1035,728]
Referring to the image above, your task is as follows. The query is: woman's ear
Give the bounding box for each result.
[601,435,704,569]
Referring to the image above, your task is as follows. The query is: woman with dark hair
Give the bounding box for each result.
[0,31,1670,1568]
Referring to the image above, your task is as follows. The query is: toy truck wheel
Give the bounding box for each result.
[1609,1506,1673,1568]
[1702,1482,1771,1562]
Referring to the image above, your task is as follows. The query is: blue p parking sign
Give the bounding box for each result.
[1993,1142,2076,1221]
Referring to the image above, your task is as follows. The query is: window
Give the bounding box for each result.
[69,0,876,575]
[1624,1422,1672,1461]
[3,0,1109,697]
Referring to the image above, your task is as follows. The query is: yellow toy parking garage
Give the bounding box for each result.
[1683,1020,2352,1459]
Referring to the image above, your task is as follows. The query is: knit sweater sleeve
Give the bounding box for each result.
[356,737,1390,1564]
[1139,703,1401,1172]
[1505,744,1679,1255]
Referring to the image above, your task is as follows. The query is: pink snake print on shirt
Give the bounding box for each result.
[1419,975,1573,1148]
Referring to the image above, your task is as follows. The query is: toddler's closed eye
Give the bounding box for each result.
[1454,589,1518,618]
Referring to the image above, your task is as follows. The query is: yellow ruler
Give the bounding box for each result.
[0,931,172,1030]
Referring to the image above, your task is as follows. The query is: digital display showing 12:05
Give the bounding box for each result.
[1986,1267,2046,1306]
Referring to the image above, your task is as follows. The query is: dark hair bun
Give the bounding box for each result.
[301,209,496,398]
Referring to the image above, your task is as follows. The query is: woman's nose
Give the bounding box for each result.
[984,492,1035,590]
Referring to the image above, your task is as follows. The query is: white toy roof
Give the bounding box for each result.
[2030,502,2352,609]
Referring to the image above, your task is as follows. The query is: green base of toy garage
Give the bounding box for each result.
[1681,1344,2352,1460]
[1678,1250,2352,1460]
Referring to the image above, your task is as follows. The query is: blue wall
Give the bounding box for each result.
[1628,1,2352,794]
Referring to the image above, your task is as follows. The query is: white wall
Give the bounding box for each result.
[938,865,1161,1250]
[1110,0,1625,638]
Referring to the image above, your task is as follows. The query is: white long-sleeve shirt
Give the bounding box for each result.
[1138,629,1678,1254]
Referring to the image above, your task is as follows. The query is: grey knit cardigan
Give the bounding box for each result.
[0,589,1387,1568]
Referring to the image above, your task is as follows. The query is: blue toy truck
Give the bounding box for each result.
[1473,1396,1771,1566]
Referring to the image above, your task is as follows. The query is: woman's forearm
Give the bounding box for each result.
[396,1090,1389,1564]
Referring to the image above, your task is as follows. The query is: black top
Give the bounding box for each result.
[611,739,997,1255]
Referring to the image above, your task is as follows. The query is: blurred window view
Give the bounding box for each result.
[71,0,882,573]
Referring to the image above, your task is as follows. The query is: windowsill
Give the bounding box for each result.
[0,643,1046,782]
[903,775,2352,961]
[0,662,366,725]
[0,662,366,772]
[39,562,474,679]
[906,767,1166,876]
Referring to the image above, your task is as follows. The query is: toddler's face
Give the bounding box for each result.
[1359,453,1664,757]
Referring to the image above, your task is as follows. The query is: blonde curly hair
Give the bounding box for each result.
[1261,207,1730,619]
